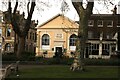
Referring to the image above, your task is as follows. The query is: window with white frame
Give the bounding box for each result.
[42,34,50,45]
[69,34,77,51]
[88,20,94,27]
[42,34,50,50]
[102,44,110,55]
[97,20,103,27]
[107,20,113,27]
[69,34,77,46]
[89,44,99,55]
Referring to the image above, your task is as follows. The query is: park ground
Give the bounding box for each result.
[6,65,120,80]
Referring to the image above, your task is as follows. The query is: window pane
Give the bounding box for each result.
[107,20,113,27]
[69,34,77,46]
[98,20,103,27]
[88,20,94,27]
[42,34,50,45]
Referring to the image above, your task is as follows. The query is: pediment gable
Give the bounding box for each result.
[37,14,79,29]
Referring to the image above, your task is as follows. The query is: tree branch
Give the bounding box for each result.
[13,0,18,14]
[8,0,12,14]
[27,2,30,15]
[72,1,84,17]
[72,2,80,16]
[86,1,94,15]
[8,0,22,37]
[24,1,36,36]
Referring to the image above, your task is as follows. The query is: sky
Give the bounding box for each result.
[0,0,120,25]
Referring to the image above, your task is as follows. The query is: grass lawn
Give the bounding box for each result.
[7,65,119,79]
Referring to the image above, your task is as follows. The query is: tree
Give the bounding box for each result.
[70,0,94,71]
[70,0,118,71]
[7,0,36,60]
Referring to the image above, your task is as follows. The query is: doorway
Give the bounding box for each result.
[55,47,63,58]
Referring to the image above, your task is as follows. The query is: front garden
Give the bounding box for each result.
[2,52,120,80]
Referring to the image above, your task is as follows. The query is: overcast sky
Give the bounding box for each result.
[0,0,120,25]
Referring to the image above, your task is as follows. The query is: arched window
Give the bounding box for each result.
[69,34,77,46]
[5,43,11,51]
[42,34,50,45]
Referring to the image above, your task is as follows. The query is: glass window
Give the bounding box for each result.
[97,20,103,27]
[42,34,50,45]
[88,31,93,39]
[102,44,110,55]
[88,20,94,27]
[7,28,11,37]
[89,44,99,55]
[5,43,11,51]
[69,34,77,46]
[107,20,113,27]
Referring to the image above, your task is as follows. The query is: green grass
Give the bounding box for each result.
[7,65,119,79]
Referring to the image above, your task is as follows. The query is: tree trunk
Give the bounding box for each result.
[70,1,93,71]
[14,33,18,54]
[16,36,25,60]
[70,15,88,71]
[79,14,88,69]
[76,14,88,70]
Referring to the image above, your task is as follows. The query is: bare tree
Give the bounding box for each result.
[6,0,36,60]
[70,0,94,71]
[70,0,118,71]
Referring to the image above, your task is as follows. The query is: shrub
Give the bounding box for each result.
[83,58,120,66]
[20,51,36,61]
[2,52,17,61]
[34,58,73,65]
[2,52,36,61]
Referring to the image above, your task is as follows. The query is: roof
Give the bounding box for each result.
[36,14,79,29]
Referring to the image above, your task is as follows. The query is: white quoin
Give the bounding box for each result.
[99,32,103,57]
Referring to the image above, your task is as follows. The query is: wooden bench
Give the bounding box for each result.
[1,61,20,80]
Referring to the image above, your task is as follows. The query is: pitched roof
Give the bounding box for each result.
[36,14,79,29]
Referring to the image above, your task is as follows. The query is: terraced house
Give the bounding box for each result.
[36,7,120,59]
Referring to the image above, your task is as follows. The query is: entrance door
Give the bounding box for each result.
[55,47,62,58]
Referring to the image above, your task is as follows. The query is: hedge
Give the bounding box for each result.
[2,52,120,66]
